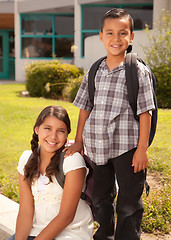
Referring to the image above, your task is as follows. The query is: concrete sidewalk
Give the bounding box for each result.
[0,80,25,85]
[0,194,19,240]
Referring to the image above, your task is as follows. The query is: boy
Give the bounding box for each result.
[65,8,155,240]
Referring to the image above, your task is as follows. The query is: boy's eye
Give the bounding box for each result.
[107,32,112,35]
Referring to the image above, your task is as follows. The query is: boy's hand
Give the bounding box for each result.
[132,147,149,173]
[63,141,84,157]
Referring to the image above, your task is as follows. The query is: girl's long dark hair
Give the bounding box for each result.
[24,105,71,185]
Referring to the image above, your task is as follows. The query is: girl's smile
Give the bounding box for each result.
[45,140,57,145]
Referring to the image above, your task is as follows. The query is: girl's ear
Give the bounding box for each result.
[35,126,39,135]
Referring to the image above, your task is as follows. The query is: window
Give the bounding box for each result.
[81,4,153,57]
[22,38,52,58]
[124,5,153,30]
[21,14,74,59]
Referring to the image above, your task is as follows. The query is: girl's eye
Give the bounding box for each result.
[107,32,112,35]
[45,127,50,130]
[120,32,127,36]
[59,130,65,133]
[57,129,65,133]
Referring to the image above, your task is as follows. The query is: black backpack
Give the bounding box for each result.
[88,52,158,147]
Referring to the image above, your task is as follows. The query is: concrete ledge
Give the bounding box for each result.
[0,194,19,239]
[0,224,11,240]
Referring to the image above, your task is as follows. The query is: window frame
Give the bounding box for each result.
[20,13,74,59]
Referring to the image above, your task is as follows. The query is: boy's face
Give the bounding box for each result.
[99,17,134,58]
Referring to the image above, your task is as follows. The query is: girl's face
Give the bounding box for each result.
[35,115,68,155]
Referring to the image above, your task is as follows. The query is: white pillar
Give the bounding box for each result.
[14,0,20,81]
[74,0,81,65]
[74,0,85,68]
[153,0,171,27]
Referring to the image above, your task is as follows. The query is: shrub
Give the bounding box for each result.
[25,60,83,99]
[142,10,171,108]
[61,63,84,79]
[152,64,171,108]
[142,187,171,233]
[62,75,84,102]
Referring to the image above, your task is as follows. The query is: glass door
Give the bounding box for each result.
[0,31,9,79]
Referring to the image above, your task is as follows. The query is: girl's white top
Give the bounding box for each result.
[17,150,94,239]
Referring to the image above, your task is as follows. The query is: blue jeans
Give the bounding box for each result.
[8,234,35,240]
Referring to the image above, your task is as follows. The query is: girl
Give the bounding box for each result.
[8,105,93,240]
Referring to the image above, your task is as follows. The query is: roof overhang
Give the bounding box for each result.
[18,0,74,13]
[0,1,14,13]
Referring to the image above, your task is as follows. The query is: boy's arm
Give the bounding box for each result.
[64,109,90,156]
[132,111,151,173]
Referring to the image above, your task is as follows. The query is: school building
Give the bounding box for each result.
[0,0,170,82]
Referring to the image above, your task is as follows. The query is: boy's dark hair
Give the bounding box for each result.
[101,8,134,33]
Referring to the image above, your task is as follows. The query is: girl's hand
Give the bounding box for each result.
[132,147,148,173]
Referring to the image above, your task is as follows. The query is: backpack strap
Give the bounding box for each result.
[125,53,139,121]
[88,56,106,106]
[55,151,65,188]
[125,53,158,146]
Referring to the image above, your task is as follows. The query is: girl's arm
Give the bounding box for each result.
[64,108,90,156]
[35,167,86,240]
[15,173,34,240]
[132,111,151,173]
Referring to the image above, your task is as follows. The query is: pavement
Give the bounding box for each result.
[0,80,25,85]
[0,194,19,240]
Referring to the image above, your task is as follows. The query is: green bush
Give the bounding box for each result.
[61,63,84,79]
[152,64,171,108]
[25,60,83,99]
[142,187,171,233]
[143,10,171,108]
[62,75,84,102]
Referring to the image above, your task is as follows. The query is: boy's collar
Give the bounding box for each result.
[99,59,125,72]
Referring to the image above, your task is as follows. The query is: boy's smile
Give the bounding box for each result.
[99,17,134,60]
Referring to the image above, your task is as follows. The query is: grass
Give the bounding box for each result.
[148,109,171,180]
[140,109,171,234]
[0,84,170,233]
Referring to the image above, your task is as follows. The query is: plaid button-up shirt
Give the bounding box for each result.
[73,60,155,165]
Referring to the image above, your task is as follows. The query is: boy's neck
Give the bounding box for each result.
[106,53,126,71]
